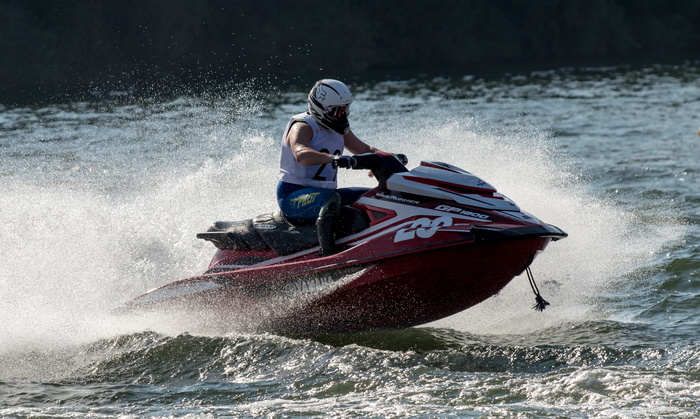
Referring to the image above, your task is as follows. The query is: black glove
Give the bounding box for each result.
[332,155,356,169]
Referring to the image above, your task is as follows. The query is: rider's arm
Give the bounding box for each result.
[343,128,381,155]
[287,122,336,165]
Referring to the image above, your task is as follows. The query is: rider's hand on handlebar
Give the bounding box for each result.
[332,155,357,169]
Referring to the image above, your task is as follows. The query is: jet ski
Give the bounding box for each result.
[124,153,567,333]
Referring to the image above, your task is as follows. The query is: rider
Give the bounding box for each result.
[277,79,379,256]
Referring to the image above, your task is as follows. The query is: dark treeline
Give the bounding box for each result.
[1,0,699,105]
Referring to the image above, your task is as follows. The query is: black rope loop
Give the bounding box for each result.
[527,267,550,311]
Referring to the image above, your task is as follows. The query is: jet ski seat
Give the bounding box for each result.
[197,206,370,256]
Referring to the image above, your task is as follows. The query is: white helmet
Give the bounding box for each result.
[308,79,353,134]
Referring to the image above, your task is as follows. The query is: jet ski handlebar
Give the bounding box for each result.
[351,152,409,184]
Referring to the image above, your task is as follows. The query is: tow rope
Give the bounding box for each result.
[526,267,550,311]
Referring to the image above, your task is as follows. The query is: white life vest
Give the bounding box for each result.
[278,113,344,189]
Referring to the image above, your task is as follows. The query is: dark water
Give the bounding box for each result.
[1,64,699,417]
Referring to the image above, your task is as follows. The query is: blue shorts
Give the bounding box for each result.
[276,182,369,222]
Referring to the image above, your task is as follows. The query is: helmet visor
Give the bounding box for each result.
[328,104,350,119]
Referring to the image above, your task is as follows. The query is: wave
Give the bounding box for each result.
[2,324,699,418]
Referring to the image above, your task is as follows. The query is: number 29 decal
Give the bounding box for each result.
[394,216,453,243]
